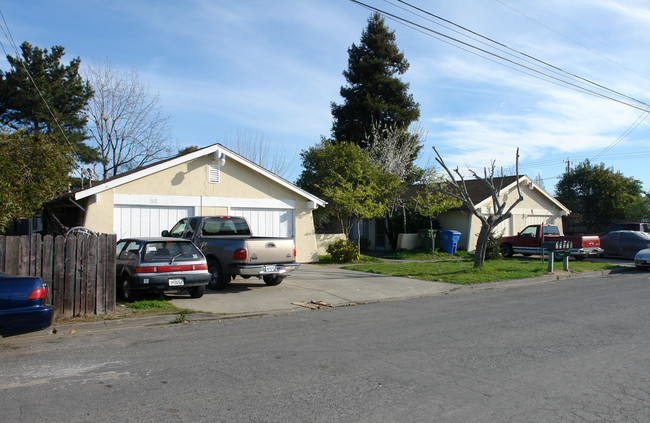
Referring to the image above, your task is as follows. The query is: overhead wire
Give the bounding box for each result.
[353,0,650,181]
[0,7,83,175]
[350,0,649,112]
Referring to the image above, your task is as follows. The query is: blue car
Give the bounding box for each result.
[0,273,54,337]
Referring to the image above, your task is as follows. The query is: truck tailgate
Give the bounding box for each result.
[245,238,295,263]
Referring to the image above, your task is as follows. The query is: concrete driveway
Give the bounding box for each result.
[168,264,458,315]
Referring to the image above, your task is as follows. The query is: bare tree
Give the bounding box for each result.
[433,147,524,268]
[363,121,424,248]
[222,128,295,179]
[84,60,173,179]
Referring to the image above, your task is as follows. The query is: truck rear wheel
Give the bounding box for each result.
[263,275,284,286]
[208,259,230,290]
[500,244,513,258]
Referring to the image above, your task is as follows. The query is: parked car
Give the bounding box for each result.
[0,273,54,337]
[163,216,299,290]
[606,222,650,233]
[634,248,650,269]
[599,230,650,259]
[500,224,602,259]
[116,238,210,301]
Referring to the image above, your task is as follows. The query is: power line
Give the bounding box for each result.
[349,0,650,112]
[0,7,83,175]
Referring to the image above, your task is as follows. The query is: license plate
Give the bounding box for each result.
[264,265,277,272]
[168,278,184,286]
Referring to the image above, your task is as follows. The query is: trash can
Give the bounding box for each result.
[441,230,461,254]
[418,229,434,251]
[418,229,440,252]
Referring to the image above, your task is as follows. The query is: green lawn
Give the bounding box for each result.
[337,253,619,284]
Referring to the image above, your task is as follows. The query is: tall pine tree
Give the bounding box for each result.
[0,42,97,163]
[331,13,420,147]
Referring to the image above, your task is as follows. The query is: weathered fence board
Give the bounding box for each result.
[0,233,117,317]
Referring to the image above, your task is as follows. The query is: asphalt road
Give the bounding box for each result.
[2,271,649,422]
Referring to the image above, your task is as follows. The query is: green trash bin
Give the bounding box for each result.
[418,229,438,251]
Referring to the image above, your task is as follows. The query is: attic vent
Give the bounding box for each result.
[209,164,220,184]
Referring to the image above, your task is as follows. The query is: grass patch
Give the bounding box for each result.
[342,258,618,285]
[126,297,179,311]
[379,248,466,261]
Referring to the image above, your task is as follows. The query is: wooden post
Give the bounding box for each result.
[53,236,65,315]
[42,235,54,305]
[85,236,98,315]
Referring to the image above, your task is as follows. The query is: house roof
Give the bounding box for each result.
[405,175,570,213]
[74,143,326,207]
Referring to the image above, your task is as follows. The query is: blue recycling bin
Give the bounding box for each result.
[441,230,461,254]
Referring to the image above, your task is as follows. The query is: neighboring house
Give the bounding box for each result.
[437,175,570,253]
[43,144,326,263]
[356,175,570,253]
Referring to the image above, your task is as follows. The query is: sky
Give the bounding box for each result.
[2,0,650,194]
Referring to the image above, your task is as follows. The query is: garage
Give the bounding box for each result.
[67,144,325,262]
[114,205,194,239]
[230,208,293,238]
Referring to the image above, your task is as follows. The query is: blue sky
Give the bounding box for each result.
[2,0,650,193]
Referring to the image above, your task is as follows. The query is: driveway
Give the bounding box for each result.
[168,264,458,314]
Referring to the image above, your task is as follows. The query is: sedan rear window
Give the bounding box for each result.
[143,241,203,262]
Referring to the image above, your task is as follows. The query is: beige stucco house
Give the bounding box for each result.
[49,144,326,263]
[354,175,570,253]
[438,175,570,253]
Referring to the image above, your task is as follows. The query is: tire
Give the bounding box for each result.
[121,278,138,302]
[500,244,513,258]
[263,275,284,286]
[207,259,230,290]
[189,285,205,298]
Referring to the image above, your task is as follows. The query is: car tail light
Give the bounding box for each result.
[234,248,247,260]
[27,286,47,300]
[294,247,297,258]
[135,264,208,273]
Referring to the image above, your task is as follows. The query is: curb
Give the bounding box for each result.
[4,267,633,343]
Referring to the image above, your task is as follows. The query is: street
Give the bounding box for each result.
[2,271,649,422]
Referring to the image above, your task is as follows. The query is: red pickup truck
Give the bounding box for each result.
[500,224,603,259]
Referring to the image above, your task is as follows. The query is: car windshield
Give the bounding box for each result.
[143,241,202,262]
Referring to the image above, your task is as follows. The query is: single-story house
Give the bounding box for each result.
[43,144,326,263]
[438,175,570,253]
[355,175,570,253]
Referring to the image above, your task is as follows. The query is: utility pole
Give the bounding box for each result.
[564,158,572,173]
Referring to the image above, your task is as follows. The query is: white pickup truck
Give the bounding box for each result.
[163,216,299,290]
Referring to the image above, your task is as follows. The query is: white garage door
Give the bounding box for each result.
[230,208,293,238]
[114,205,194,239]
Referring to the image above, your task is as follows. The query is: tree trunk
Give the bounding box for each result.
[474,223,492,268]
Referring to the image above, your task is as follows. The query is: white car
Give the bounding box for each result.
[634,248,650,270]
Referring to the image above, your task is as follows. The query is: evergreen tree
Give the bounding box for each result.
[555,159,644,233]
[331,13,420,147]
[0,42,97,163]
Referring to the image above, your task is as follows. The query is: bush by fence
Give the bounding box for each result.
[0,233,117,317]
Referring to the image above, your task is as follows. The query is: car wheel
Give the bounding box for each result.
[189,285,205,298]
[500,244,513,258]
[122,278,138,302]
[263,275,284,286]
[207,259,230,290]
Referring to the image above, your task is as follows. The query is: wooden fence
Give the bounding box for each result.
[0,234,117,317]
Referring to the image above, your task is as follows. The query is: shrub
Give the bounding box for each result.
[486,231,503,260]
[326,239,361,263]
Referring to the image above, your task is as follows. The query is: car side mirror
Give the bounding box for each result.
[161,230,170,237]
